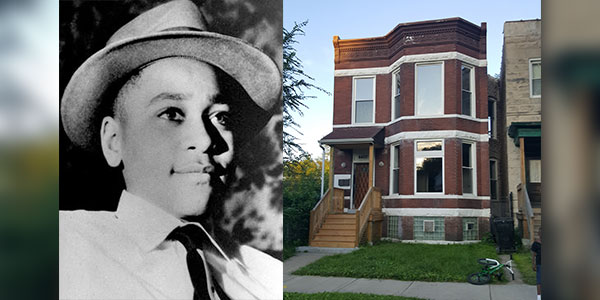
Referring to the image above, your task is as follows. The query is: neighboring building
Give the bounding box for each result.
[488,75,510,218]
[312,18,490,246]
[500,19,541,242]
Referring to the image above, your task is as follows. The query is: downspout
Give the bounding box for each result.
[319,144,325,198]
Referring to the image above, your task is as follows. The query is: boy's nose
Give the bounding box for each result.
[184,118,213,153]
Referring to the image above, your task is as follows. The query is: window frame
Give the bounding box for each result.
[462,217,479,241]
[529,58,541,98]
[392,69,401,120]
[461,141,477,196]
[490,159,498,201]
[352,76,376,124]
[389,144,400,195]
[414,139,445,195]
[461,64,475,117]
[488,97,497,138]
[414,62,444,116]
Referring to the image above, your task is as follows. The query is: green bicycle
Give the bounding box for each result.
[467,258,514,285]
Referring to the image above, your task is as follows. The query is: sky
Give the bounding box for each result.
[0,0,58,140]
[284,0,541,157]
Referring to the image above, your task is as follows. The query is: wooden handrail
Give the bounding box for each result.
[355,187,381,246]
[309,188,344,243]
[517,183,535,240]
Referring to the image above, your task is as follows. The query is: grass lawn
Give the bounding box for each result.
[293,242,500,282]
[511,249,536,285]
[284,292,423,300]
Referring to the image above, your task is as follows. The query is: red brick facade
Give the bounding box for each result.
[323,18,490,241]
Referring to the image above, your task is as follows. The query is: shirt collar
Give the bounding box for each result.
[115,190,183,252]
[114,190,231,261]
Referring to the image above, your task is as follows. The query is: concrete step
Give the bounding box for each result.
[313,235,356,242]
[310,241,356,248]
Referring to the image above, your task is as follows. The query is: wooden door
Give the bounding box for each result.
[353,163,369,209]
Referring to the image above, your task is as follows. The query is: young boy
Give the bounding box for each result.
[59,1,282,299]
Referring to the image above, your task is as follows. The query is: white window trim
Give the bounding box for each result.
[383,207,490,217]
[461,64,476,117]
[414,139,445,195]
[490,158,498,200]
[415,62,445,116]
[392,69,401,120]
[389,143,400,195]
[462,141,477,196]
[352,76,376,124]
[333,51,487,77]
[529,58,541,98]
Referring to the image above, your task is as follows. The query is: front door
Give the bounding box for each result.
[353,163,369,209]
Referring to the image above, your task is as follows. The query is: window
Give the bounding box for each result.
[415,63,443,116]
[530,59,541,97]
[528,159,541,183]
[414,216,444,240]
[490,159,498,200]
[462,143,474,194]
[488,97,496,138]
[387,216,401,239]
[415,140,443,193]
[461,65,475,116]
[391,145,400,194]
[393,71,401,119]
[462,217,478,240]
[353,77,374,123]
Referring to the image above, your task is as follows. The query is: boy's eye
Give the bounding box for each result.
[210,111,231,127]
[158,107,184,122]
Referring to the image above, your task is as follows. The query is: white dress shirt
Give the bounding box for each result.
[59,190,282,299]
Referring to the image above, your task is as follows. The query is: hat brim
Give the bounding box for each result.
[61,31,281,150]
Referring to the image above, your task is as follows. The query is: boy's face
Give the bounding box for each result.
[105,57,234,218]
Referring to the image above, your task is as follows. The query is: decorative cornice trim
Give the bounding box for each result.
[334,51,486,77]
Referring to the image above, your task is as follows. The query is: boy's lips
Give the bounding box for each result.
[172,163,215,174]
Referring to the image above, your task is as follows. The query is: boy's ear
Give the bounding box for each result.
[100,116,123,167]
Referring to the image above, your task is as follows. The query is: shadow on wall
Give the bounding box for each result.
[59,0,283,257]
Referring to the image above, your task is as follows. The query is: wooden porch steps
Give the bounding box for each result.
[309,213,357,248]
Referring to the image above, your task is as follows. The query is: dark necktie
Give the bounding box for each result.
[167,224,230,300]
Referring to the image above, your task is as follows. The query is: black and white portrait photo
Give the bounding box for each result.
[59,0,283,299]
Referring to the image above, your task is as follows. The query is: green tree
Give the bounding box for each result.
[283,21,329,157]
[283,153,330,246]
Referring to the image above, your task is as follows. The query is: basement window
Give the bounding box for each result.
[463,217,478,241]
[414,217,444,240]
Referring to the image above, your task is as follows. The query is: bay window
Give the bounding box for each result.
[461,64,475,116]
[415,63,443,116]
[353,77,374,123]
[415,140,443,193]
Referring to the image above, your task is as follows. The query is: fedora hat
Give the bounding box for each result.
[61,0,281,150]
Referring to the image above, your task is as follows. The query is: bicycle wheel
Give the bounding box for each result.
[467,272,491,285]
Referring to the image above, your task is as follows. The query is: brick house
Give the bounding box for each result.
[310,18,490,247]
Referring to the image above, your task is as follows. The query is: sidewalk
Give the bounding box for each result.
[284,252,536,300]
